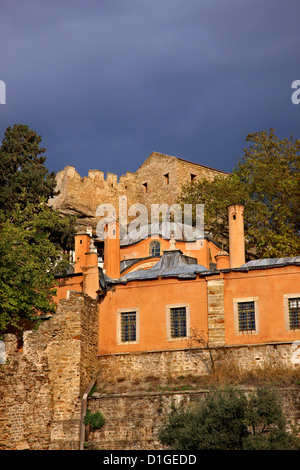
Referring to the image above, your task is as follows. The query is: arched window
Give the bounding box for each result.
[149,240,161,257]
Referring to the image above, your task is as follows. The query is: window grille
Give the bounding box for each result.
[149,240,161,257]
[288,298,300,330]
[121,311,136,342]
[237,301,255,332]
[170,307,187,338]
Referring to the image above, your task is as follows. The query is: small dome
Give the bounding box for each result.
[216,249,229,256]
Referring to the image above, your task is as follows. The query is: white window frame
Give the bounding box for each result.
[166,303,190,341]
[117,308,140,345]
[233,297,259,335]
[284,294,300,331]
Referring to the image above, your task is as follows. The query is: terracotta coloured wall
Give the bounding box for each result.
[98,276,208,354]
[223,266,300,345]
[99,265,300,355]
[120,237,220,271]
[54,274,83,303]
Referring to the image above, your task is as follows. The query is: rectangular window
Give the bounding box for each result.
[284,294,300,331]
[170,307,187,338]
[121,311,136,342]
[288,297,300,330]
[117,308,140,344]
[237,301,256,332]
[233,297,258,335]
[166,304,190,340]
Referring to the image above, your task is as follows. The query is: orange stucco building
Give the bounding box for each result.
[55,205,300,356]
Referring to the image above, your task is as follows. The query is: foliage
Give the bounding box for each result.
[0,124,56,216]
[0,204,72,336]
[158,386,300,450]
[0,124,76,337]
[179,129,300,259]
[84,409,105,431]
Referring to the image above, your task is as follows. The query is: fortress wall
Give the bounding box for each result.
[48,153,228,227]
[0,293,98,450]
[85,386,300,450]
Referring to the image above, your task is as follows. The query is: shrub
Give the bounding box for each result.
[158,386,300,450]
[84,409,105,431]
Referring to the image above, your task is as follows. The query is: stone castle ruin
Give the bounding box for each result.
[49,152,227,231]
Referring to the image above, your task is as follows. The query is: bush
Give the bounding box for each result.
[84,409,105,431]
[158,386,300,450]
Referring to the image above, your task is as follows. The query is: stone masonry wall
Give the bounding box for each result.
[207,279,226,347]
[89,342,300,450]
[97,342,300,385]
[1,290,299,450]
[87,389,210,450]
[85,386,300,450]
[49,152,227,231]
[0,293,98,450]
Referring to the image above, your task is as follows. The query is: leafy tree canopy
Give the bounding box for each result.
[158,386,300,450]
[180,129,300,259]
[0,125,76,337]
[0,124,56,215]
[0,204,72,336]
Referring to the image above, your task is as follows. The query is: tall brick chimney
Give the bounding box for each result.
[82,239,99,299]
[228,205,245,268]
[74,232,91,273]
[103,221,120,279]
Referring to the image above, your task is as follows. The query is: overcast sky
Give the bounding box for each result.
[0,0,299,178]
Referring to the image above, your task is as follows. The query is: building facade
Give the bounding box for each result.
[55,204,300,356]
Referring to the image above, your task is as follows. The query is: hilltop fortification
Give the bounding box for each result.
[48,152,227,231]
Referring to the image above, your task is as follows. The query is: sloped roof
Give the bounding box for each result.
[102,252,300,286]
[106,249,209,284]
[240,257,300,269]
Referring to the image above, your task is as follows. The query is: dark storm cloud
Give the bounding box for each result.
[0,0,299,177]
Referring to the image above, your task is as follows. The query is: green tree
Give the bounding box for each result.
[158,387,300,450]
[0,123,77,338]
[0,124,56,215]
[180,129,300,259]
[0,203,72,337]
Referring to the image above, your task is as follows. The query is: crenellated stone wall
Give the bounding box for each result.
[48,152,227,231]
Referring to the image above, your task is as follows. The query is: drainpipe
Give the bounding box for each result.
[80,378,97,450]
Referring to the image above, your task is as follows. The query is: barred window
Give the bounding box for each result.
[170,307,187,338]
[149,240,161,257]
[237,301,256,332]
[121,311,136,342]
[288,298,300,330]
